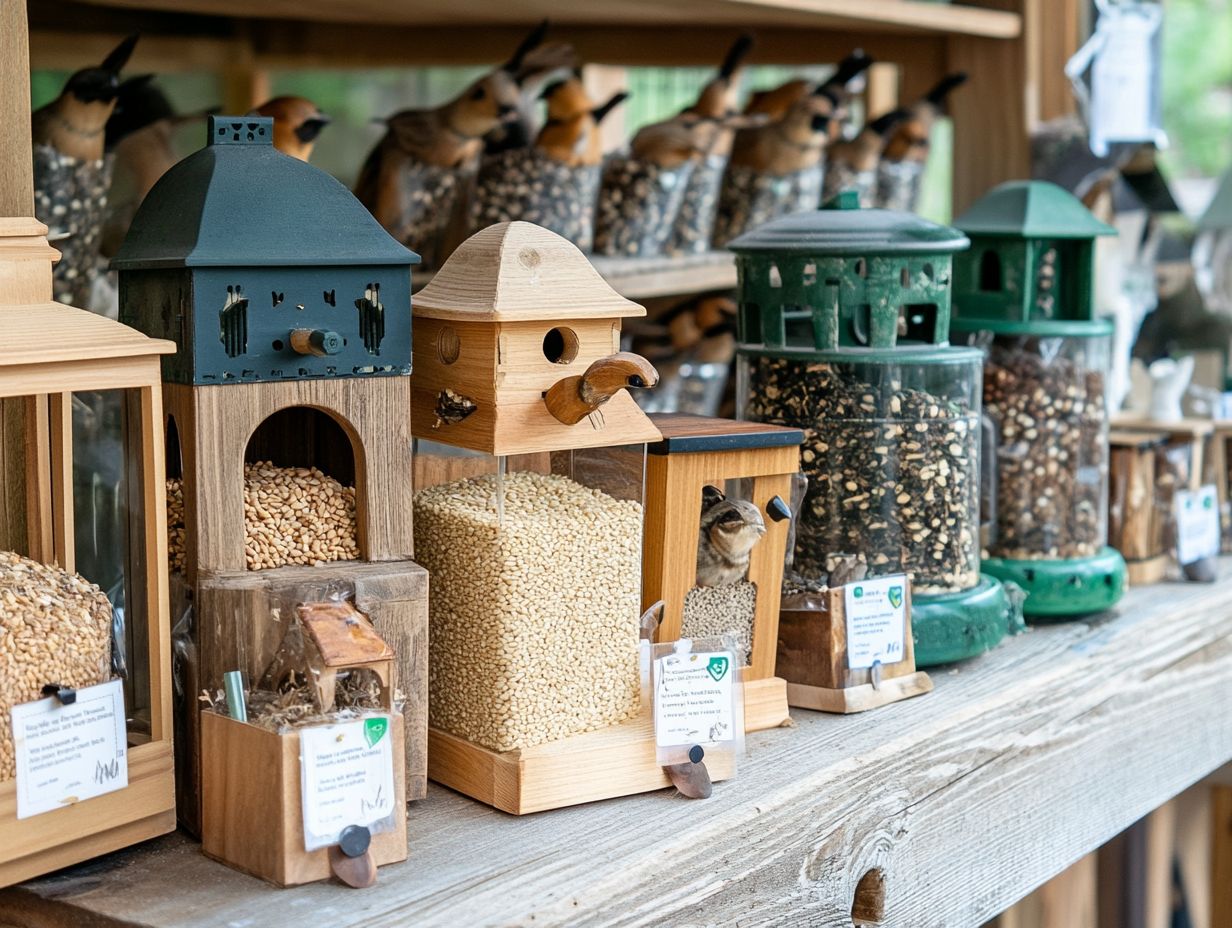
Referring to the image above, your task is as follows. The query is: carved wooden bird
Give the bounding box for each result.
[744,49,872,123]
[32,34,139,161]
[253,96,331,162]
[696,485,767,587]
[823,108,910,202]
[535,76,628,167]
[543,352,659,426]
[882,72,967,163]
[729,93,833,175]
[354,21,554,229]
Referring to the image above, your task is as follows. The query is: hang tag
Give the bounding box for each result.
[844,575,907,670]
[12,679,127,819]
[653,647,737,750]
[299,716,396,852]
[1176,485,1220,565]
[1066,0,1165,156]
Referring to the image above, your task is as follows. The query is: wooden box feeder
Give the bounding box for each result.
[202,601,405,887]
[112,116,428,831]
[0,217,176,886]
[951,180,1126,618]
[412,222,739,815]
[642,413,801,732]
[776,582,932,713]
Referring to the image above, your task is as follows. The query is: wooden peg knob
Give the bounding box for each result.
[290,328,343,357]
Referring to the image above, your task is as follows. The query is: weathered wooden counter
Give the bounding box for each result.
[2,569,1232,928]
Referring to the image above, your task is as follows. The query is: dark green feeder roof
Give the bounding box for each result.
[728,192,969,256]
[954,180,1114,240]
[112,116,419,270]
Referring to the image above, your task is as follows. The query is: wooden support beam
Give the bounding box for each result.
[0,0,33,217]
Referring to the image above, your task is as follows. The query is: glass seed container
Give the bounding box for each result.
[731,193,1016,666]
[951,180,1126,618]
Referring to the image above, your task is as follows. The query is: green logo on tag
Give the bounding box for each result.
[853,586,863,598]
[1204,495,1214,510]
[364,718,388,748]
[888,586,903,608]
[706,656,730,682]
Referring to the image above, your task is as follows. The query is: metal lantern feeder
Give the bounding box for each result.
[951,180,1126,618]
[112,116,427,830]
[731,192,1015,666]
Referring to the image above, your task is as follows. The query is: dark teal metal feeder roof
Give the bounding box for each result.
[112,116,419,270]
[728,192,969,257]
[954,180,1114,240]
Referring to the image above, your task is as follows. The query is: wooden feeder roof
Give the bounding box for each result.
[298,602,394,668]
[0,299,174,367]
[954,180,1114,240]
[414,222,645,322]
[111,116,419,270]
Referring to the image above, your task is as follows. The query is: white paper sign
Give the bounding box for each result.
[11,679,127,819]
[653,650,736,748]
[299,716,395,852]
[1176,485,1220,565]
[844,575,908,670]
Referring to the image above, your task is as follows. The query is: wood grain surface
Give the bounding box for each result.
[4,565,1232,926]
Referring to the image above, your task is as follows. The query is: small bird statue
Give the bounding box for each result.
[744,49,872,124]
[696,485,767,587]
[543,352,659,426]
[33,34,139,161]
[253,96,331,162]
[729,93,833,175]
[535,76,629,167]
[880,72,968,164]
[483,26,578,156]
[822,108,910,206]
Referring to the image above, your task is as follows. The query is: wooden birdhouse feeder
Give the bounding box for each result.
[112,116,428,831]
[642,413,802,732]
[412,222,738,814]
[0,217,176,886]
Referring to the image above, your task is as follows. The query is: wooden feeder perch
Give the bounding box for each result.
[112,115,428,831]
[0,217,177,886]
[776,581,932,713]
[642,413,801,731]
[298,601,396,713]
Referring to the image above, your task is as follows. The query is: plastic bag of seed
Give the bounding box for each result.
[386,160,475,270]
[667,154,727,256]
[874,159,924,213]
[472,149,600,251]
[594,154,695,257]
[712,163,824,248]
[33,145,113,308]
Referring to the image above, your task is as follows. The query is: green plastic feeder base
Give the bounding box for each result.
[981,547,1125,620]
[913,574,1018,667]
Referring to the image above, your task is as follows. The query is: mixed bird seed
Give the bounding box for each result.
[743,357,981,594]
[167,463,360,573]
[392,161,471,270]
[414,471,643,753]
[594,155,695,257]
[472,149,599,250]
[822,162,877,208]
[0,551,112,779]
[712,163,824,247]
[874,160,924,213]
[680,581,757,666]
[982,340,1107,559]
[667,155,727,256]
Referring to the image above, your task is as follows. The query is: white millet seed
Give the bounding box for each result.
[415,471,643,753]
[680,581,757,666]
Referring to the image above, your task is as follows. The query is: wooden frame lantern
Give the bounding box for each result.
[0,217,176,886]
[112,116,428,830]
[642,413,801,731]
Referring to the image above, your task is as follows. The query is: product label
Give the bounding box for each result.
[299,716,396,852]
[1176,485,1220,565]
[844,575,908,670]
[653,650,736,748]
[12,679,128,819]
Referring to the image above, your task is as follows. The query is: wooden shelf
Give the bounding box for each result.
[416,251,737,302]
[4,566,1232,926]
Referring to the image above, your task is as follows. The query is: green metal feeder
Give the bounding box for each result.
[731,191,1016,666]
[952,180,1125,619]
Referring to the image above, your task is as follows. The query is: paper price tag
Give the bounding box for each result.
[299,716,396,852]
[653,650,736,749]
[12,679,128,819]
[844,575,908,670]
[1176,485,1220,565]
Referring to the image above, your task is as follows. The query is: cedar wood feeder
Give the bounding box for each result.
[952,180,1126,618]
[0,218,176,885]
[112,116,428,830]
[411,222,737,815]
[642,413,801,731]
[732,192,1015,666]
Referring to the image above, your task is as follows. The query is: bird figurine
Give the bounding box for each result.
[535,76,629,167]
[822,108,910,206]
[253,96,330,162]
[354,21,555,262]
[696,485,767,587]
[33,34,139,161]
[744,49,872,125]
[729,93,833,175]
[876,72,967,211]
[483,24,578,156]
[543,352,659,426]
